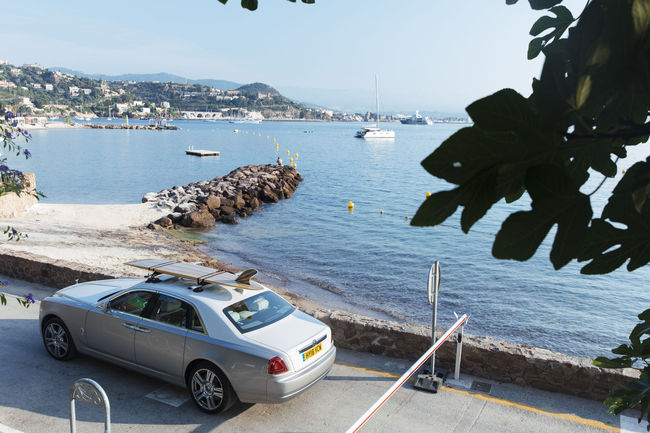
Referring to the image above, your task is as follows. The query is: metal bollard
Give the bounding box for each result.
[70,378,111,433]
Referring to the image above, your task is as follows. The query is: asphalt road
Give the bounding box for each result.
[0,276,645,433]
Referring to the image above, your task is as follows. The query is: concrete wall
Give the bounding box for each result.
[0,251,637,401]
[0,172,37,217]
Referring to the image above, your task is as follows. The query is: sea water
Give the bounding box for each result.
[14,119,650,358]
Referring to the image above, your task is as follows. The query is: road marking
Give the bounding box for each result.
[620,414,648,432]
[0,423,25,433]
[145,385,189,407]
[335,361,618,432]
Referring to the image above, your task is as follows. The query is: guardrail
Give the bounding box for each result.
[346,314,468,433]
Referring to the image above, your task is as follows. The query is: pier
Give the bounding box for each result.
[185,149,220,156]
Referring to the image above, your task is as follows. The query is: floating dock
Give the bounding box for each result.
[185,149,220,157]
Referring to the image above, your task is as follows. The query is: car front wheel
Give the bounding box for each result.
[42,317,77,361]
[188,362,236,414]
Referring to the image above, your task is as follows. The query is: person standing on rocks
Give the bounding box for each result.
[277,156,283,166]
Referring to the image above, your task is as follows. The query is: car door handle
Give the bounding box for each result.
[122,322,138,330]
[135,326,151,333]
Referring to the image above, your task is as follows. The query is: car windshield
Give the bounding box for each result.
[223,291,294,333]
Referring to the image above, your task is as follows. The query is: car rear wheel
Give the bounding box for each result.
[188,362,236,414]
[42,317,77,361]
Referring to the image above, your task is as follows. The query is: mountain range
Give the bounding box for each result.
[52,68,242,92]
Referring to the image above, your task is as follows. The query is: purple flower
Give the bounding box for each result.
[0,165,7,171]
[1,280,7,286]
[4,110,14,119]
[26,293,35,304]
[5,132,12,139]
[24,233,29,238]
[23,149,31,157]
[11,228,17,235]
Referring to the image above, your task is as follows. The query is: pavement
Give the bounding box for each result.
[0,275,647,433]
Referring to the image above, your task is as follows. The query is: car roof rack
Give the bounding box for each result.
[126,259,262,291]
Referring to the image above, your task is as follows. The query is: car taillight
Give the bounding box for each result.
[268,357,288,375]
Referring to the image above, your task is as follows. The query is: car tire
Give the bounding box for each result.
[42,317,77,361]
[188,361,237,414]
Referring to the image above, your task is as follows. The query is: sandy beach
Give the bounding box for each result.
[1,202,198,275]
[0,201,323,310]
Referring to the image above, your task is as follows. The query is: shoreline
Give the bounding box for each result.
[0,202,638,400]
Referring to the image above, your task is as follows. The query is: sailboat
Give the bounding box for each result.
[355,75,395,139]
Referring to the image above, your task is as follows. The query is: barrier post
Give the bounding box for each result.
[454,322,464,381]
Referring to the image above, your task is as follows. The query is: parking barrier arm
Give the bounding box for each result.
[346,314,468,433]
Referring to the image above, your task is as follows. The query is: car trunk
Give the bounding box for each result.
[245,310,332,372]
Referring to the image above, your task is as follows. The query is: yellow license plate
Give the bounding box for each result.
[302,342,323,361]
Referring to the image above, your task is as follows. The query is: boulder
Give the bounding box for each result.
[234,196,246,209]
[142,192,158,203]
[153,217,173,228]
[181,211,216,229]
[220,206,235,216]
[206,195,221,210]
[220,214,238,224]
[174,202,197,214]
[249,197,260,209]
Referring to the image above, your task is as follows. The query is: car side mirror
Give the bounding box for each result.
[98,300,109,312]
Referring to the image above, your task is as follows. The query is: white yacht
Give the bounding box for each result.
[400,110,432,125]
[355,75,395,139]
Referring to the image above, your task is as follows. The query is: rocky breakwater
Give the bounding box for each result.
[143,164,302,229]
[87,123,179,130]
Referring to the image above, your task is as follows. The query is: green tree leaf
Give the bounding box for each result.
[528,0,563,10]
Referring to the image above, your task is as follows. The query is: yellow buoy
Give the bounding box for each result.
[380,210,384,214]
[273,138,276,142]
[348,201,354,211]
[233,129,238,132]
[295,153,299,158]
[289,157,293,163]
[286,150,290,155]
[258,133,261,136]
[267,136,269,139]
[293,163,297,169]
[426,191,431,198]
[405,216,410,220]
[622,169,626,174]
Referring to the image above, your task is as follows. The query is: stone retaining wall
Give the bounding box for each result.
[0,173,37,218]
[0,252,637,400]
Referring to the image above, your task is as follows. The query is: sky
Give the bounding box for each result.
[2,0,584,113]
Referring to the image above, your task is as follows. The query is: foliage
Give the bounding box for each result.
[409,0,649,426]
[412,0,650,275]
[1,107,39,308]
[593,308,650,428]
[217,0,314,12]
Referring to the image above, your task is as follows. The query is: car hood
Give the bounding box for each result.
[57,279,139,305]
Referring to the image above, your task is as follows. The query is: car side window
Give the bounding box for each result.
[151,294,190,329]
[189,307,205,334]
[109,291,154,316]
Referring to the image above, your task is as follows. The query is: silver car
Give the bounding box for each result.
[39,261,336,414]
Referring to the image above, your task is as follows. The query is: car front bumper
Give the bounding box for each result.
[266,345,336,403]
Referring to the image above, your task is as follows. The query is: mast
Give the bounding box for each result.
[375,74,379,128]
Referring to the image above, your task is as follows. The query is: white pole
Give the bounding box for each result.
[454,323,464,381]
[346,314,468,433]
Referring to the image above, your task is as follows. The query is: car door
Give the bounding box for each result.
[134,293,196,377]
[85,290,155,362]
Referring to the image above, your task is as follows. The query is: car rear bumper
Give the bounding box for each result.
[266,345,336,403]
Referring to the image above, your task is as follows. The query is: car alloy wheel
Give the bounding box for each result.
[189,362,235,414]
[42,318,77,360]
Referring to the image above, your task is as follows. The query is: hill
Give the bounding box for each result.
[0,62,354,121]
[52,68,242,91]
